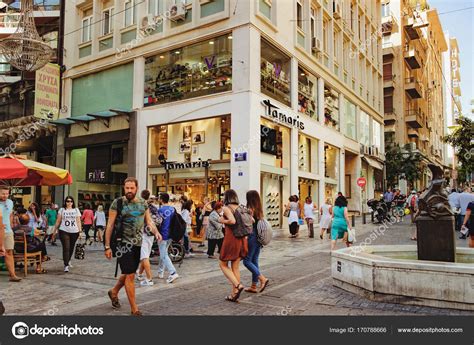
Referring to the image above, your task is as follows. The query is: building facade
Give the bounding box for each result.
[442,33,462,188]
[0,0,61,208]
[59,0,384,223]
[382,0,447,192]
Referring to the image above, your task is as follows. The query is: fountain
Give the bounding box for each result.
[332,165,474,311]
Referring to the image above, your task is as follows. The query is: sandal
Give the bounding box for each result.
[108,289,121,309]
[36,268,47,274]
[233,284,244,301]
[245,287,258,293]
[131,310,143,316]
[9,276,22,282]
[225,295,238,303]
[259,279,270,293]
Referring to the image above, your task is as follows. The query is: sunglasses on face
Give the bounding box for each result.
[66,200,73,203]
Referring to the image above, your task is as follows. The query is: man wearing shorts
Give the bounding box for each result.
[104,178,161,316]
[0,187,21,282]
[136,189,156,287]
[45,203,58,245]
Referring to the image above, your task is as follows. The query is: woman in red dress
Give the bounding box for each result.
[219,189,248,302]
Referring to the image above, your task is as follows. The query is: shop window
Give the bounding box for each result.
[344,99,356,140]
[69,145,128,214]
[324,144,339,180]
[261,39,291,107]
[298,134,318,173]
[148,116,231,167]
[296,1,303,29]
[298,66,317,120]
[324,85,339,130]
[261,119,289,169]
[144,34,232,106]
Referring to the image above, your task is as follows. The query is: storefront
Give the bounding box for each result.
[67,139,129,212]
[324,143,340,202]
[147,115,231,202]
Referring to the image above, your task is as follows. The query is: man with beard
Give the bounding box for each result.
[104,177,162,316]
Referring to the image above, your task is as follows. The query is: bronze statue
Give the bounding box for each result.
[415,164,453,220]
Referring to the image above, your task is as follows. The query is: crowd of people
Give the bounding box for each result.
[1,180,472,316]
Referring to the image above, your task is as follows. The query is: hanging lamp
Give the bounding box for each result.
[0,0,53,71]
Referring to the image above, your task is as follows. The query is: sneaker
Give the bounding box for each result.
[64,266,69,273]
[68,262,73,268]
[157,272,164,279]
[140,279,154,287]
[136,274,145,281]
[166,273,179,284]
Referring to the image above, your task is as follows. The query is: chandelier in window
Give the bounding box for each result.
[0,0,54,71]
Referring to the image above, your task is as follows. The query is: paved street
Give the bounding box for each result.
[1,216,472,316]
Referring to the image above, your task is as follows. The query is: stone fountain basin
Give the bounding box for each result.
[331,245,474,311]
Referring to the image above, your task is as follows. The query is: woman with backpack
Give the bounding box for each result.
[219,189,247,302]
[243,190,269,293]
[53,196,82,272]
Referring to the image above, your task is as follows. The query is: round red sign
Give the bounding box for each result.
[357,177,366,188]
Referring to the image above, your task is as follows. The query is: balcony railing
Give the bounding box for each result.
[405,77,423,99]
[405,109,423,128]
[404,45,422,69]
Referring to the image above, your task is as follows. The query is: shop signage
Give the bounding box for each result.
[86,146,111,184]
[87,169,108,183]
[10,187,32,195]
[34,63,60,120]
[161,159,211,170]
[262,99,305,130]
[234,152,247,162]
[357,177,367,188]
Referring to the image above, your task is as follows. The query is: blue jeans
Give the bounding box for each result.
[243,232,261,283]
[157,239,176,276]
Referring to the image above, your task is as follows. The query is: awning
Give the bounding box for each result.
[49,118,75,125]
[362,156,384,170]
[49,109,133,130]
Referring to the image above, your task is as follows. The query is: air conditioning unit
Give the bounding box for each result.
[169,1,186,22]
[312,37,322,53]
[140,14,155,30]
[333,1,342,19]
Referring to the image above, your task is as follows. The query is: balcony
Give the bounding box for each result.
[384,123,396,133]
[405,77,422,99]
[404,46,422,69]
[384,109,396,124]
[382,14,398,34]
[405,17,421,40]
[405,109,423,129]
[383,74,395,91]
[383,42,395,59]
[407,128,420,138]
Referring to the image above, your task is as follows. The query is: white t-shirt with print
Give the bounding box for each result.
[59,208,82,233]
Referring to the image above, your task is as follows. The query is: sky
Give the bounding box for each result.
[429,0,474,118]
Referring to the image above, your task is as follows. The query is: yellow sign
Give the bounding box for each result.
[34,63,60,120]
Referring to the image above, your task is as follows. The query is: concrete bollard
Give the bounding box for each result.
[362,212,366,224]
[351,215,355,227]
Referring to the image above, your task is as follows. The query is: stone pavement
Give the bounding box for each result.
[1,216,471,316]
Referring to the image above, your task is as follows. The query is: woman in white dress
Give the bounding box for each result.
[319,198,333,239]
[303,197,317,238]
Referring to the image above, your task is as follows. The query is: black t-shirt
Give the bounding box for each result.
[467,202,474,231]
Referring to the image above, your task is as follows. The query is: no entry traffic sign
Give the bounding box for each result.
[357,177,366,188]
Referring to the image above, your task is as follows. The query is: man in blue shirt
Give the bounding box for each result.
[0,187,21,282]
[156,193,179,284]
[458,187,474,239]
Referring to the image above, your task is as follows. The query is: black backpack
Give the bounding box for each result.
[109,197,124,257]
[169,210,186,242]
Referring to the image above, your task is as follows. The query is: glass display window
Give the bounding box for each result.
[298,66,317,120]
[144,34,232,106]
[261,39,291,107]
[298,134,318,174]
[344,99,357,140]
[324,144,339,181]
[324,85,339,130]
[360,111,370,146]
[260,118,290,170]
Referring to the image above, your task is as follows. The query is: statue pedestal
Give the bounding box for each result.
[416,215,456,262]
